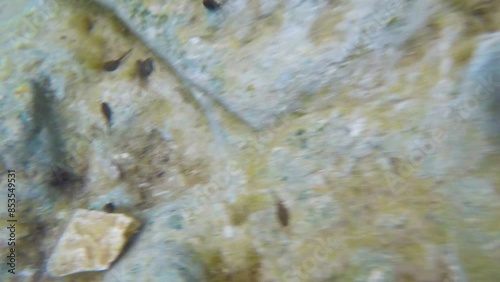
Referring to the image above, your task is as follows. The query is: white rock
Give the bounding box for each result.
[47,209,139,277]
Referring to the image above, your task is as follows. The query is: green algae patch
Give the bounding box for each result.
[228,193,270,226]
[310,9,345,45]
[199,248,226,281]
[447,0,500,35]
[458,236,500,281]
[64,8,107,70]
[178,157,211,187]
[136,98,173,125]
[192,235,262,282]
[451,37,477,68]
[59,1,137,71]
[221,238,262,282]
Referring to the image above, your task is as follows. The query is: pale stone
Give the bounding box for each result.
[47,209,140,277]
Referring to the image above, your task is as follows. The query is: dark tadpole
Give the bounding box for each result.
[48,164,80,188]
[83,17,95,32]
[136,57,154,79]
[102,49,132,72]
[276,198,289,227]
[101,102,112,129]
[270,192,289,227]
[203,0,222,11]
[103,202,115,213]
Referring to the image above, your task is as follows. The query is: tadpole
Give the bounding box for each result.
[136,57,154,79]
[203,0,222,11]
[270,192,289,227]
[100,102,112,129]
[102,49,132,72]
[48,164,79,188]
[103,203,115,213]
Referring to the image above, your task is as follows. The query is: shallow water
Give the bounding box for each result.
[1,1,500,281]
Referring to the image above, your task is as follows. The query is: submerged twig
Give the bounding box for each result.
[28,74,66,164]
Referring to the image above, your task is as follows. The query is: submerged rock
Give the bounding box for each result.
[47,209,140,277]
[93,0,421,130]
[1,0,500,281]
